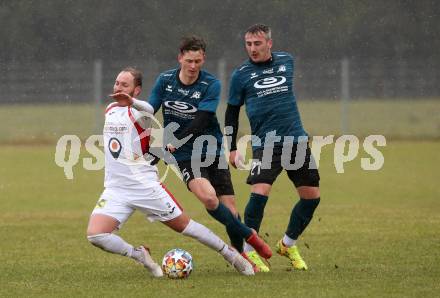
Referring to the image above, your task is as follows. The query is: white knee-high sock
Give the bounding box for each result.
[181,219,237,261]
[87,233,139,259]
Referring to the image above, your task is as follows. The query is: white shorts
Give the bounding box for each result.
[92,182,183,228]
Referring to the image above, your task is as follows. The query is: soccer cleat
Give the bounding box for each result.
[230,252,255,276]
[276,240,308,270]
[244,251,270,272]
[137,245,163,277]
[240,252,259,273]
[246,230,272,259]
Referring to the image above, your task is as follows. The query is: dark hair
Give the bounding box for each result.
[179,35,206,54]
[245,24,272,40]
[121,67,142,87]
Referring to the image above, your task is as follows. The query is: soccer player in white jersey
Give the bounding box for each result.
[86,67,254,277]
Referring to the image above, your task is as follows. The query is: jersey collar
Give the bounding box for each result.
[249,53,274,67]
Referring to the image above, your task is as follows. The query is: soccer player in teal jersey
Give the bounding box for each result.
[148,36,272,264]
[225,24,321,272]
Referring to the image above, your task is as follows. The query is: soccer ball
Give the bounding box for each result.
[161,248,193,279]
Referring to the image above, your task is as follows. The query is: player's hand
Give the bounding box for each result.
[166,143,176,153]
[109,92,133,107]
[229,150,245,169]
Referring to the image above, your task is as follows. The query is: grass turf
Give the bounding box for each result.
[0,141,439,297]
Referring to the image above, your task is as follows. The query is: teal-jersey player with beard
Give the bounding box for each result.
[226,24,321,272]
[228,51,308,149]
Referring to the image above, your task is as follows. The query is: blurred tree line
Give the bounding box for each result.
[1,0,438,62]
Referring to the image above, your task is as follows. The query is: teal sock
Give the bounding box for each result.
[286,198,320,240]
[244,193,268,233]
[207,203,252,239]
[226,214,244,253]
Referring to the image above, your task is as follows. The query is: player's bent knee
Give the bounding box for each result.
[87,214,120,236]
[219,195,237,214]
[251,183,272,196]
[163,214,190,233]
[86,226,100,237]
[297,186,320,199]
[86,225,110,237]
[203,195,219,210]
[193,189,218,209]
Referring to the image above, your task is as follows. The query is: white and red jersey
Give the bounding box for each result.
[103,103,158,189]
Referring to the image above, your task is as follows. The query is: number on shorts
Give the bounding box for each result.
[182,168,191,182]
[251,160,261,176]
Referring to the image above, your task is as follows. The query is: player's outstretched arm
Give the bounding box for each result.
[109,93,154,114]
[132,98,154,114]
[109,92,133,106]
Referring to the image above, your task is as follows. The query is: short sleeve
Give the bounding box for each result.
[148,75,164,113]
[198,79,220,113]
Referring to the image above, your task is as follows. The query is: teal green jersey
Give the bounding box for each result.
[228,52,308,149]
[149,68,223,161]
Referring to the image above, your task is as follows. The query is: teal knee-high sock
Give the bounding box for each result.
[244,193,268,233]
[207,202,253,239]
[225,214,244,252]
[286,198,320,240]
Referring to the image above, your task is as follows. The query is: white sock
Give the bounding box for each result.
[182,219,227,253]
[243,243,254,253]
[87,233,138,259]
[282,234,297,247]
[219,245,239,264]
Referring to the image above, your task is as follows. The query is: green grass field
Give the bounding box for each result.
[1,141,439,297]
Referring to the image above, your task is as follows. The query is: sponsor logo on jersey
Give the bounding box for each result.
[178,88,189,96]
[164,101,197,113]
[108,137,122,159]
[190,91,201,99]
[262,68,274,74]
[250,72,258,79]
[277,65,286,73]
[254,76,287,89]
[166,85,173,92]
[103,123,128,134]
